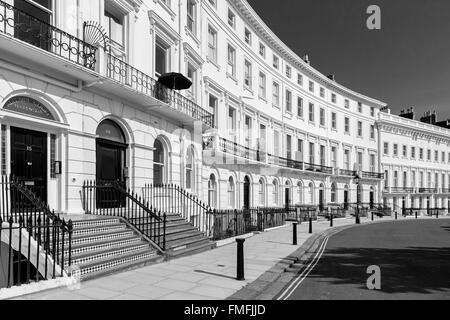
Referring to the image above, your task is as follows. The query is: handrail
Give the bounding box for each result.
[142,184,213,237]
[83,180,166,250]
[0,0,97,70]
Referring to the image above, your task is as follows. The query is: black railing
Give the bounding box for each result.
[401,207,448,216]
[286,205,319,222]
[304,163,334,175]
[418,188,438,194]
[0,214,73,289]
[211,207,286,241]
[83,181,166,251]
[107,54,215,128]
[0,175,73,289]
[362,171,384,179]
[0,0,97,70]
[268,154,304,170]
[390,187,415,193]
[338,169,356,177]
[219,138,260,162]
[142,184,213,237]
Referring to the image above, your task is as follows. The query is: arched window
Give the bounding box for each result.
[272,180,279,206]
[308,183,314,205]
[185,147,195,190]
[259,179,265,206]
[153,139,165,185]
[331,183,337,203]
[297,182,303,204]
[228,177,235,208]
[208,174,217,208]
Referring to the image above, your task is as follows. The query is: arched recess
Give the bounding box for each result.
[258,177,267,207]
[208,173,217,208]
[153,135,172,185]
[0,93,69,211]
[285,179,293,207]
[227,176,236,208]
[297,181,304,205]
[319,183,325,211]
[308,182,315,205]
[272,178,280,206]
[185,145,197,192]
[344,184,350,209]
[243,175,252,209]
[330,183,337,203]
[96,119,128,188]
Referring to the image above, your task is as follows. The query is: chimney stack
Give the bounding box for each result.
[327,74,335,81]
[303,54,310,65]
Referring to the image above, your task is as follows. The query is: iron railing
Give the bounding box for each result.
[82,181,166,250]
[0,214,73,289]
[268,154,304,170]
[107,54,215,128]
[389,187,415,194]
[304,162,334,174]
[218,138,260,162]
[142,184,213,237]
[418,188,438,194]
[211,207,286,241]
[401,207,449,216]
[338,169,357,177]
[0,175,73,289]
[361,171,385,179]
[286,205,319,222]
[0,0,97,70]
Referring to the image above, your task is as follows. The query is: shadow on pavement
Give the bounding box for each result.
[308,246,450,295]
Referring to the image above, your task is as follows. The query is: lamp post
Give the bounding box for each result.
[354,173,361,225]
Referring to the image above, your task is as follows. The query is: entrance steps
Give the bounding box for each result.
[60,216,164,281]
[164,213,216,259]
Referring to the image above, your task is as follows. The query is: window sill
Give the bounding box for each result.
[226,72,238,84]
[154,0,176,21]
[273,104,280,110]
[206,57,221,72]
[185,27,200,47]
[244,86,254,95]
[259,96,267,103]
[309,121,316,126]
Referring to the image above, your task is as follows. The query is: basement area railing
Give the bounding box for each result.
[142,184,213,238]
[107,54,215,128]
[83,181,166,251]
[0,176,73,289]
[0,0,97,70]
[211,207,287,241]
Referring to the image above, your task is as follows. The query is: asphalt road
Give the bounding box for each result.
[285,219,450,300]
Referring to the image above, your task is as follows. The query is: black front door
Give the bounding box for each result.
[10,127,47,203]
[243,178,251,210]
[370,192,375,209]
[319,190,324,211]
[96,140,126,208]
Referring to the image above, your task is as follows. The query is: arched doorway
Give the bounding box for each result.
[344,185,349,210]
[185,146,195,191]
[319,184,325,211]
[285,181,292,208]
[370,187,375,208]
[96,120,127,184]
[243,176,251,209]
[153,139,166,185]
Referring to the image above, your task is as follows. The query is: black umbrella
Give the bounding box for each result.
[157,72,192,90]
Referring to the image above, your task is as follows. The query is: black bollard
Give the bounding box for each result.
[395,211,398,220]
[436,210,439,219]
[309,217,313,234]
[236,239,245,281]
[293,223,298,245]
[415,211,418,219]
[330,213,333,227]
[372,212,374,221]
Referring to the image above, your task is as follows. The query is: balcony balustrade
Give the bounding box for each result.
[361,171,384,179]
[267,154,304,170]
[0,0,97,70]
[107,55,215,128]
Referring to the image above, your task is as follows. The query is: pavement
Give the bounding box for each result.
[284,218,450,300]
[11,214,442,300]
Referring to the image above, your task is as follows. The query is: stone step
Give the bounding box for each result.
[66,224,127,237]
[165,229,203,242]
[168,241,216,259]
[66,230,136,247]
[76,250,162,281]
[64,235,144,257]
[67,242,152,267]
[166,234,210,250]
[71,218,122,229]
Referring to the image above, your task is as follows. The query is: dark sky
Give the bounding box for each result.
[247,0,450,120]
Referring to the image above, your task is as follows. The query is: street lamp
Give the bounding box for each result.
[354,173,361,224]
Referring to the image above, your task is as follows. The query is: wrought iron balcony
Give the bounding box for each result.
[361,171,384,179]
[268,154,304,170]
[390,187,415,194]
[107,54,215,128]
[338,169,357,177]
[218,137,260,161]
[304,162,334,175]
[0,0,97,70]
[418,188,438,194]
